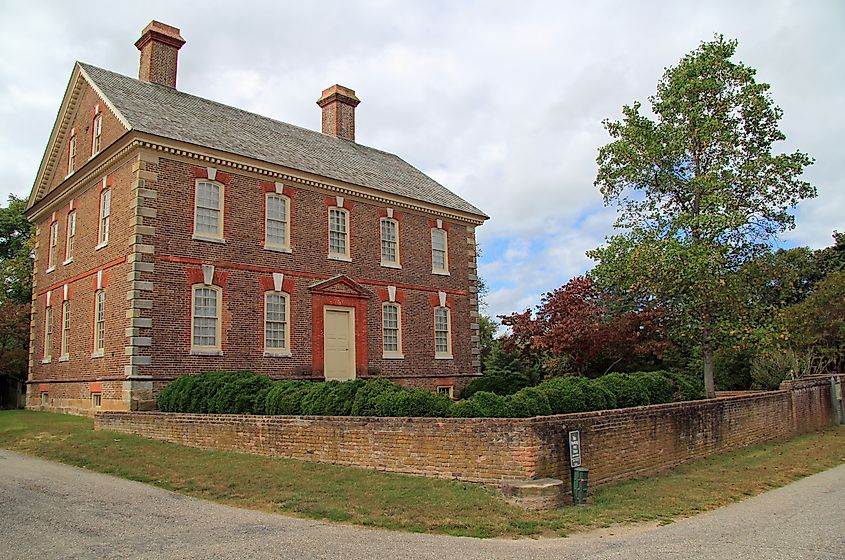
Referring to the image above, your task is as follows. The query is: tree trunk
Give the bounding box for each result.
[702,333,716,399]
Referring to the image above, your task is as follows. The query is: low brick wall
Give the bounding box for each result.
[95,375,842,487]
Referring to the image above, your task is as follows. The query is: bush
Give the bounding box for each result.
[467,391,513,417]
[660,370,705,401]
[350,378,404,416]
[158,374,196,412]
[264,381,314,415]
[450,398,485,418]
[301,380,365,416]
[634,371,674,404]
[585,381,616,410]
[187,371,239,413]
[592,373,651,408]
[459,369,533,399]
[373,388,452,417]
[208,372,275,414]
[750,349,795,390]
[506,387,552,417]
[538,376,590,414]
[714,347,753,391]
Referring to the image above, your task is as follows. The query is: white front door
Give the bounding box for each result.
[324,306,355,380]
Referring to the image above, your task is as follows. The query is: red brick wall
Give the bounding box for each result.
[95,376,841,486]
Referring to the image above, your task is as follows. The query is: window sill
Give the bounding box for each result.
[328,254,352,262]
[95,241,108,251]
[263,351,292,358]
[432,270,450,276]
[89,152,100,160]
[59,355,70,362]
[46,266,55,274]
[264,245,292,254]
[383,353,405,360]
[192,234,226,244]
[62,258,73,266]
[380,261,402,269]
[434,354,454,360]
[190,350,223,356]
[41,357,52,364]
[91,351,104,359]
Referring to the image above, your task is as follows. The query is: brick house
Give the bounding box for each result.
[25,21,487,414]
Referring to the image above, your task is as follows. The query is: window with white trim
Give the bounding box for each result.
[93,289,105,355]
[65,210,76,262]
[380,218,399,267]
[264,193,290,250]
[92,393,102,408]
[382,302,403,357]
[191,285,222,353]
[431,227,449,274]
[68,135,76,175]
[98,189,110,246]
[47,221,58,270]
[43,304,53,361]
[434,306,452,358]
[328,207,349,259]
[194,180,223,240]
[264,291,290,354]
[92,113,102,154]
[60,300,71,360]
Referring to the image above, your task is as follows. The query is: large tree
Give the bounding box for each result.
[0,195,33,386]
[589,36,815,397]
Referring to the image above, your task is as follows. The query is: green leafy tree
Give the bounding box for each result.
[0,195,34,305]
[589,36,815,397]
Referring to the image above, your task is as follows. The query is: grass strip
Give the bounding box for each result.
[1,410,842,538]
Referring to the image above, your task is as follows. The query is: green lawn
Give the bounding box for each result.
[1,409,843,538]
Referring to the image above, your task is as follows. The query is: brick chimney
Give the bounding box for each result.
[317,85,360,142]
[135,21,186,88]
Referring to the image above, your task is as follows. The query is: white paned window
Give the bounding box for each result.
[328,207,349,259]
[380,218,399,266]
[434,306,452,358]
[47,221,58,270]
[68,135,76,175]
[93,289,105,354]
[382,303,403,357]
[431,228,449,273]
[264,292,290,354]
[194,181,223,239]
[98,189,110,246]
[60,300,71,359]
[65,211,76,262]
[43,305,53,361]
[265,193,290,250]
[192,285,221,352]
[92,113,102,154]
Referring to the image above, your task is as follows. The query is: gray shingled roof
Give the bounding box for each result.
[79,63,487,218]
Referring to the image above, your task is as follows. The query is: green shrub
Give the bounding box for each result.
[459,369,533,399]
[264,381,314,415]
[466,391,513,417]
[187,371,234,413]
[373,388,452,417]
[592,373,651,408]
[538,376,590,414]
[208,372,275,414]
[301,380,365,416]
[585,381,616,410]
[158,374,196,412]
[450,398,485,418]
[506,387,552,417]
[634,371,674,404]
[660,370,706,401]
[350,378,404,416]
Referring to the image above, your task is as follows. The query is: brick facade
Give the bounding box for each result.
[94,376,842,487]
[25,22,486,414]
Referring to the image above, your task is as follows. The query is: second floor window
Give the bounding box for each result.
[68,135,76,175]
[98,189,110,246]
[265,193,290,250]
[328,207,349,259]
[380,218,399,266]
[93,289,105,354]
[92,113,102,154]
[431,227,449,273]
[194,181,223,240]
[47,220,58,270]
[65,210,76,262]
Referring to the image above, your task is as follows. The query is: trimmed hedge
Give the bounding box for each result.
[264,381,314,415]
[374,388,452,417]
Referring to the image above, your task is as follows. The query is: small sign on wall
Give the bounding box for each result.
[569,430,582,468]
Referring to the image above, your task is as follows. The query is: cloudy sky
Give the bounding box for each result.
[1,0,842,321]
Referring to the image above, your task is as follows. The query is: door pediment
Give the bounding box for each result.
[308,275,370,299]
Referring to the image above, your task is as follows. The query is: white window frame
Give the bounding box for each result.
[381,302,404,358]
[264,192,291,252]
[92,289,106,357]
[434,306,453,359]
[42,305,53,363]
[191,284,223,355]
[96,188,110,249]
[436,385,455,399]
[263,291,291,356]
[380,218,400,268]
[60,300,71,361]
[193,180,225,242]
[91,393,102,408]
[431,227,449,275]
[91,112,102,155]
[67,134,76,176]
[328,206,350,261]
[47,220,58,271]
[64,210,76,264]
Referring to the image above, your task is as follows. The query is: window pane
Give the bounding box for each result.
[381,220,397,263]
[265,293,287,350]
[383,304,399,353]
[329,209,348,255]
[196,182,221,236]
[435,307,449,353]
[432,229,447,270]
[193,288,218,347]
[266,195,288,246]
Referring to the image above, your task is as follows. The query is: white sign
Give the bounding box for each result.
[569,430,582,468]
